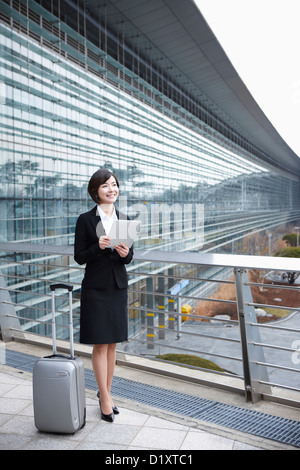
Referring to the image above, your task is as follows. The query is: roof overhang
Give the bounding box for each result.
[84,0,300,177]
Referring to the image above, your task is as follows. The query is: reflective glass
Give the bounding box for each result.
[0,0,300,340]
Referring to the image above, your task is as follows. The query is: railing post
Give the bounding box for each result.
[168,295,175,330]
[167,268,175,330]
[234,268,271,403]
[0,274,24,342]
[146,277,155,349]
[157,276,165,340]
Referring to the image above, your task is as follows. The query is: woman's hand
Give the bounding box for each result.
[99,235,111,250]
[114,242,129,258]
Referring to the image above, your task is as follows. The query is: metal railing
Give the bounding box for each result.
[0,241,299,406]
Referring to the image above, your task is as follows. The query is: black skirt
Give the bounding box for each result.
[79,285,128,345]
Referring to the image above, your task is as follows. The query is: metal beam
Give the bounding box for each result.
[0,242,300,272]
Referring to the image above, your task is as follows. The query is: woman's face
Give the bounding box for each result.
[97,175,119,204]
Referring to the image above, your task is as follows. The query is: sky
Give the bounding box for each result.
[194,0,300,157]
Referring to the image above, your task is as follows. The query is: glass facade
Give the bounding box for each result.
[1,0,300,250]
[0,0,299,340]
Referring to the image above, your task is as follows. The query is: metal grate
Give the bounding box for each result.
[2,349,300,448]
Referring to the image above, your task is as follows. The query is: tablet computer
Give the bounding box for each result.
[107,219,141,248]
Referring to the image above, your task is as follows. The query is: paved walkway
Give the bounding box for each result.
[0,365,265,451]
[0,339,299,451]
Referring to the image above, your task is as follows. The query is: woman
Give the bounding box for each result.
[74,168,133,422]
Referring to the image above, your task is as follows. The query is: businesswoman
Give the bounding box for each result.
[74,168,133,422]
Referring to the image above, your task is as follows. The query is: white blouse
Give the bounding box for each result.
[97,205,117,235]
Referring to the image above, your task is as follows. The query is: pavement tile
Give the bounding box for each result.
[180,429,234,450]
[130,426,187,450]
[0,397,30,415]
[233,441,262,450]
[86,422,141,447]
[0,433,33,450]
[3,382,32,400]
[145,415,189,431]
[0,415,37,436]
[25,436,78,450]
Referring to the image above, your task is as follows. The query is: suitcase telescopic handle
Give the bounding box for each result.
[50,284,75,359]
[50,283,73,292]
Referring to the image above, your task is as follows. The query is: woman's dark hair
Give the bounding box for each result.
[88,168,120,203]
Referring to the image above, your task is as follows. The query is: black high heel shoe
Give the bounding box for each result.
[101,408,115,423]
[99,401,114,423]
[97,390,119,415]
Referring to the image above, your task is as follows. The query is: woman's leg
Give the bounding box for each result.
[92,344,112,415]
[107,343,117,406]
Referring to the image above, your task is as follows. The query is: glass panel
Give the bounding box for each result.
[0,0,299,339]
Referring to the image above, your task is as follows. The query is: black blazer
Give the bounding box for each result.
[74,206,133,290]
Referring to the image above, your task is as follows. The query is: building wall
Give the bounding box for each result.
[1,0,299,255]
[1,0,300,340]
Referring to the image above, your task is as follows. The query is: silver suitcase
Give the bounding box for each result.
[33,284,86,433]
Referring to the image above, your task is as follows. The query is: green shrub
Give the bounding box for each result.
[156,353,225,372]
[282,233,297,247]
[275,246,300,258]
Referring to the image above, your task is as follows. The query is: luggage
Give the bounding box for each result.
[33,283,86,433]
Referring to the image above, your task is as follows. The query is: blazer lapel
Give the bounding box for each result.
[90,206,106,238]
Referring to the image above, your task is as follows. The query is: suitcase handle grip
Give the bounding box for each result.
[44,354,73,360]
[50,283,73,292]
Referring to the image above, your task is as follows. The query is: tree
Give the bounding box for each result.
[282,233,297,247]
[275,246,300,284]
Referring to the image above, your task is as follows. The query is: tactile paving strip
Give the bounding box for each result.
[2,349,300,448]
